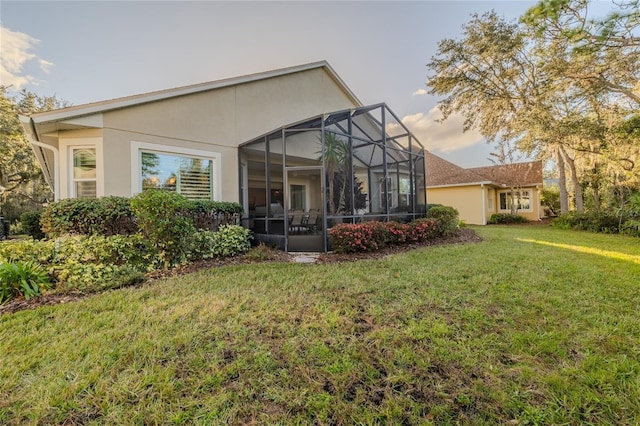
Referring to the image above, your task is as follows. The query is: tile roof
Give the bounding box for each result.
[426,151,543,187]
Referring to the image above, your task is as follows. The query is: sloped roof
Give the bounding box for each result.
[469,161,543,187]
[425,151,489,186]
[26,61,361,125]
[426,151,543,187]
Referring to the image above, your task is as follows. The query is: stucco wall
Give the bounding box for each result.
[103,67,357,148]
[57,67,358,201]
[427,185,485,225]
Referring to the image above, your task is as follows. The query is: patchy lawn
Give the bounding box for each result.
[1,225,639,424]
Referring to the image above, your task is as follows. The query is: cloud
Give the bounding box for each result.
[388,107,484,153]
[412,88,428,96]
[0,25,53,89]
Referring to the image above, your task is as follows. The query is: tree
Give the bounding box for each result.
[0,87,69,221]
[317,132,367,216]
[426,1,640,214]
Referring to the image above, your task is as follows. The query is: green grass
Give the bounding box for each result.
[1,226,639,425]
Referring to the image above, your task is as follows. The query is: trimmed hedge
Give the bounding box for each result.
[329,218,438,254]
[488,213,529,224]
[41,196,136,237]
[40,194,244,238]
[425,205,459,236]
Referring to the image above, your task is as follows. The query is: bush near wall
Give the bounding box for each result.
[425,205,460,237]
[41,197,137,237]
[0,191,250,302]
[329,218,439,254]
[40,194,244,238]
[488,213,529,224]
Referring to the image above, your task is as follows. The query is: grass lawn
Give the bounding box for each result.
[1,226,639,425]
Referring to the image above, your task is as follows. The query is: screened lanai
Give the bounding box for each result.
[239,103,427,252]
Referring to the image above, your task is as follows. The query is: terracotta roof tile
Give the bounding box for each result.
[426,151,543,187]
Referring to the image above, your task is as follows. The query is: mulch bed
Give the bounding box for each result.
[0,228,482,316]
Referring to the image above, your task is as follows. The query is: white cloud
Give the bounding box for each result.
[388,107,484,153]
[412,88,428,96]
[0,26,53,89]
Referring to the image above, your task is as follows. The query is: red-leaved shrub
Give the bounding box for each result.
[329,218,442,253]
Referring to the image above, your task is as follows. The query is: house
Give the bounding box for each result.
[425,151,543,225]
[20,61,427,252]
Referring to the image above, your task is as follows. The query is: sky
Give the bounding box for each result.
[0,0,545,167]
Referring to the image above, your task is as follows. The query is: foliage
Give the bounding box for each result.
[317,132,367,215]
[0,260,50,303]
[540,184,561,216]
[0,238,56,264]
[40,195,244,238]
[330,218,440,253]
[211,225,253,258]
[0,87,67,211]
[19,211,45,239]
[384,221,410,245]
[329,223,379,253]
[621,219,640,237]
[488,213,530,224]
[54,262,144,294]
[187,200,243,231]
[425,205,460,236]
[408,218,438,242]
[552,211,625,234]
[426,2,640,214]
[130,190,196,268]
[40,196,137,237]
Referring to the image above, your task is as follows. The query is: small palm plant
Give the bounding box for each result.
[0,260,51,303]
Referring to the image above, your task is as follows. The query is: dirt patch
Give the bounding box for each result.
[0,228,481,316]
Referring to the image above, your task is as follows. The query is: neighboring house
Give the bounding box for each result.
[20,61,427,251]
[425,151,543,225]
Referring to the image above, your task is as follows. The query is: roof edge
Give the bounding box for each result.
[31,61,362,124]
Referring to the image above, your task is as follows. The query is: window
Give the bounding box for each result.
[499,190,531,212]
[290,184,306,210]
[71,148,96,198]
[140,151,213,200]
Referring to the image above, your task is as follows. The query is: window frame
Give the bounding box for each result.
[69,146,97,198]
[130,141,222,201]
[498,189,532,212]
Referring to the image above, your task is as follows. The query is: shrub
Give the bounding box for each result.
[20,211,45,239]
[188,200,243,231]
[621,219,640,237]
[426,205,459,236]
[488,213,529,224]
[131,190,196,267]
[0,260,51,303]
[385,221,410,245]
[41,197,136,237]
[552,212,623,234]
[329,223,378,253]
[54,262,144,294]
[211,225,252,258]
[54,234,157,270]
[408,218,437,242]
[0,238,57,264]
[363,221,389,249]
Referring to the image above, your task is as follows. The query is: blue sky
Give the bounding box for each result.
[1,0,543,167]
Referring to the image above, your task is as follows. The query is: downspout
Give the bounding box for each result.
[24,117,60,201]
[481,184,486,225]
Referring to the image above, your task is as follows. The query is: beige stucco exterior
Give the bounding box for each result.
[21,63,360,202]
[428,183,542,225]
[428,185,486,225]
